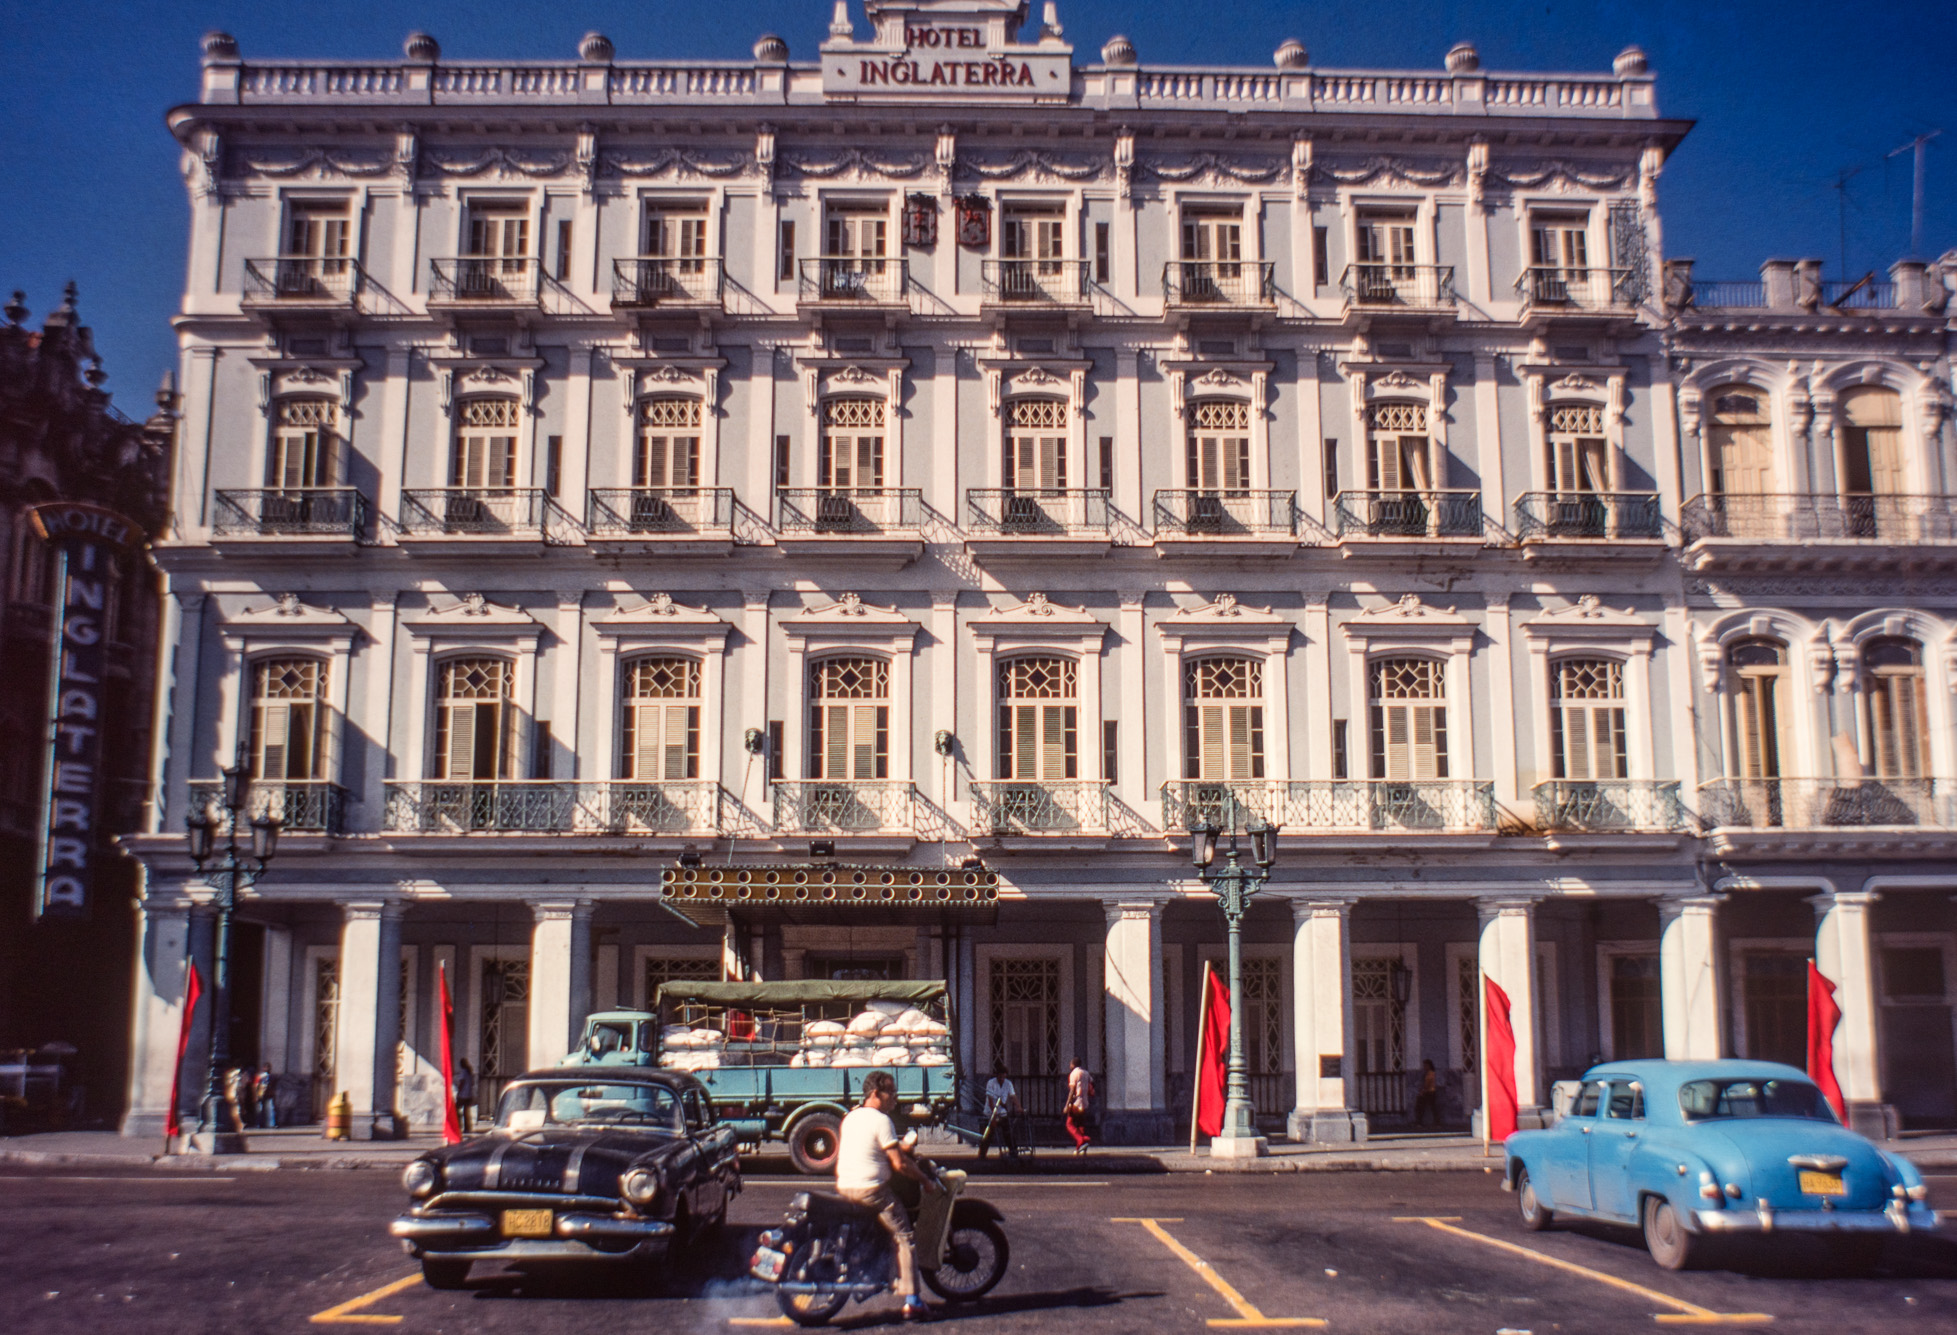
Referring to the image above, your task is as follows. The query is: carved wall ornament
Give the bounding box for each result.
[1113,128,1136,196]
[1214,593,1241,616]
[1316,156,1462,188]
[237,147,396,179]
[1488,161,1636,191]
[461,593,489,616]
[1192,367,1242,389]
[598,147,753,179]
[422,147,574,178]
[1374,369,1421,389]
[645,364,695,383]
[1552,373,1600,393]
[958,150,1108,183]
[831,365,880,386]
[837,591,865,615]
[1025,591,1054,616]
[1292,135,1313,200]
[784,148,931,180]
[1142,152,1286,185]
[576,127,598,193]
[957,194,991,247]
[647,592,677,615]
[903,192,939,247]
[276,592,304,617]
[1467,138,1489,208]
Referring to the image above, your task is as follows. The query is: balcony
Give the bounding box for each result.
[586,487,734,542]
[1333,489,1484,541]
[610,257,725,310]
[1339,264,1456,313]
[382,780,722,835]
[772,780,915,835]
[1513,266,1638,315]
[965,489,1111,546]
[242,257,363,310]
[797,257,908,307]
[212,488,369,542]
[1513,491,1663,542]
[1698,778,1956,833]
[1681,493,1957,546]
[1162,261,1275,309]
[189,780,348,835]
[428,256,542,310]
[1532,780,1684,833]
[980,260,1092,308]
[1154,490,1296,538]
[970,780,1110,835]
[397,488,581,544]
[1160,780,1498,834]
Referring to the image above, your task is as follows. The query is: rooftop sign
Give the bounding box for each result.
[822,0,1071,102]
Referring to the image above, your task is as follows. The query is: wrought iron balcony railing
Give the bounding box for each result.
[776,487,922,535]
[1821,279,1897,310]
[981,259,1092,304]
[1679,493,1957,544]
[1514,266,1638,311]
[213,488,369,539]
[242,256,363,304]
[1162,260,1276,307]
[586,487,734,537]
[429,256,541,304]
[382,780,722,834]
[965,488,1110,536]
[1339,264,1456,309]
[970,780,1110,835]
[1333,489,1484,538]
[772,780,916,834]
[1153,489,1297,537]
[398,488,582,543]
[610,257,725,307]
[189,780,348,834]
[798,257,908,304]
[1684,280,1766,309]
[1697,777,1955,831]
[1532,780,1684,832]
[1513,491,1662,540]
[1160,780,1498,833]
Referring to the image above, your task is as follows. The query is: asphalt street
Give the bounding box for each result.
[1,1165,1953,1334]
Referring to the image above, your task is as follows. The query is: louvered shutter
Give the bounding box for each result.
[1384,706,1410,780]
[1373,436,1402,490]
[472,702,503,779]
[1228,706,1255,779]
[1565,704,1591,779]
[1200,704,1225,779]
[1014,707,1038,779]
[852,704,878,779]
[1411,706,1440,779]
[663,706,689,779]
[258,702,290,780]
[631,704,660,779]
[1739,680,1772,778]
[446,702,476,779]
[825,705,849,778]
[1040,706,1068,780]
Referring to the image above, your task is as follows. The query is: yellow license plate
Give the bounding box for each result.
[501,1208,554,1238]
[1798,1170,1846,1197]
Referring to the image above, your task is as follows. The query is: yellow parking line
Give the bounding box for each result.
[1113,1217,1326,1329]
[1398,1217,1772,1326]
[308,1271,421,1325]
[727,1319,793,1327]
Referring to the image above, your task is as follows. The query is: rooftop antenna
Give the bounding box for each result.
[1887,129,1942,259]
[1828,165,1865,276]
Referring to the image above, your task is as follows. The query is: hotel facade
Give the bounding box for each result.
[122,0,1957,1143]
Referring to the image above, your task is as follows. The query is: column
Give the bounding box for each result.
[121,901,193,1137]
[528,899,595,1067]
[260,925,294,1078]
[1289,897,1366,1144]
[1812,890,1895,1138]
[1476,897,1543,1127]
[1101,898,1168,1143]
[1658,895,1723,1060]
[953,930,976,1113]
[334,901,406,1140]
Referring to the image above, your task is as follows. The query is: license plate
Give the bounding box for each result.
[1798,1170,1846,1197]
[751,1247,787,1283]
[501,1208,554,1238]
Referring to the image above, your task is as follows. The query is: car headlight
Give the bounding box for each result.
[402,1159,440,1198]
[621,1167,660,1207]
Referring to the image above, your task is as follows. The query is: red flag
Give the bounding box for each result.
[1195,963,1232,1139]
[1807,960,1846,1121]
[438,962,463,1144]
[1483,976,1519,1144]
[166,963,205,1139]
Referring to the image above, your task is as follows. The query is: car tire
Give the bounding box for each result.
[420,1257,471,1290]
[1516,1168,1553,1232]
[788,1113,844,1177]
[1642,1196,1701,1271]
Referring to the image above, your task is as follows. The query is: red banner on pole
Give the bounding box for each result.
[165,963,205,1139]
[1807,960,1847,1121]
[438,961,462,1144]
[1483,976,1519,1144]
[1195,963,1232,1139]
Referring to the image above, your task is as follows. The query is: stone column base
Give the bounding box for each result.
[1470,1106,1549,1140]
[1210,1131,1269,1158]
[1845,1101,1899,1142]
[1096,1111,1176,1146]
[184,1129,250,1155]
[365,1112,408,1141]
[121,1111,170,1138]
[1287,1108,1368,1144]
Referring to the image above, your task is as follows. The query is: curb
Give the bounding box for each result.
[0,1149,419,1172]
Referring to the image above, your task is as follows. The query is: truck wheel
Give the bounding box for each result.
[1642,1196,1702,1271]
[788,1113,843,1176]
[1516,1168,1553,1231]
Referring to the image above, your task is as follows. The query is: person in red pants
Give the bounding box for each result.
[1064,1057,1096,1156]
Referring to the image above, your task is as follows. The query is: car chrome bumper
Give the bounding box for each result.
[389,1210,675,1261]
[1694,1203,1940,1235]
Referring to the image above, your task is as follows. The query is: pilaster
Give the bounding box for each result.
[1658,894,1722,1060]
[529,898,596,1067]
[1811,890,1896,1139]
[1288,896,1366,1143]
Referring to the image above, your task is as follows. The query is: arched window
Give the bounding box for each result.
[635,399,701,491]
[434,657,513,780]
[1368,402,1433,491]
[1863,638,1927,779]
[452,398,520,490]
[1184,657,1264,781]
[1370,657,1448,780]
[998,657,1078,781]
[1729,640,1788,780]
[1187,400,1250,494]
[621,656,700,780]
[1005,398,1068,492]
[820,398,884,490]
[809,657,889,780]
[250,657,327,781]
[268,398,339,489]
[1550,657,1626,780]
[1547,403,1606,495]
[1707,388,1772,497]
[1840,387,1905,518]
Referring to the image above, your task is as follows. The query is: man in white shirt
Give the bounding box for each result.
[837,1069,934,1322]
[976,1062,1021,1160]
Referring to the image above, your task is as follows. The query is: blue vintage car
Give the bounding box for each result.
[1504,1059,1939,1270]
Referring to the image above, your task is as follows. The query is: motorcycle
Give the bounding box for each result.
[750,1142,1010,1327]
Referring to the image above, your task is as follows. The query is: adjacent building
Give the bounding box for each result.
[121,1,1957,1143]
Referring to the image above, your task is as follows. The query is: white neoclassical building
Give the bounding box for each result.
[122,0,1957,1144]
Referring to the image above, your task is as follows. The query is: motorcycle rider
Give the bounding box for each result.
[837,1069,938,1322]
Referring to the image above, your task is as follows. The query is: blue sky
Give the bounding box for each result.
[3,0,1950,399]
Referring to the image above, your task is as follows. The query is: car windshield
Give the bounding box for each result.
[495,1081,680,1131]
[1678,1077,1837,1123]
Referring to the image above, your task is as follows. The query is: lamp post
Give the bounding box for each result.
[1190,792,1278,1158]
[184,761,281,1154]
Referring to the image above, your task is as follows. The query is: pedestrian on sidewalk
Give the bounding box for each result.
[976,1063,1020,1160]
[254,1066,278,1128]
[455,1059,478,1133]
[1064,1057,1095,1156]
[1412,1059,1440,1128]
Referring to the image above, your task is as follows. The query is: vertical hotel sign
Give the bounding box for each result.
[27,502,145,919]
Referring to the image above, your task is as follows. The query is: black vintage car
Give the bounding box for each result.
[388,1068,740,1288]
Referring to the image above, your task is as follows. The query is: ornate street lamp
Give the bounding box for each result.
[1189,791,1279,1157]
[184,759,280,1153]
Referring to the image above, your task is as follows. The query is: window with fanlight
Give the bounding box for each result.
[1862,638,1928,779]
[1005,398,1068,492]
[1547,404,1607,494]
[820,398,884,490]
[620,656,701,780]
[808,657,889,780]
[1550,657,1627,780]
[997,656,1078,781]
[1728,640,1789,780]
[268,398,340,489]
[433,656,514,780]
[1707,389,1772,498]
[635,398,701,490]
[249,657,328,781]
[1367,402,1434,491]
[453,398,520,489]
[1183,657,1265,781]
[1187,400,1250,493]
[1369,657,1448,781]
